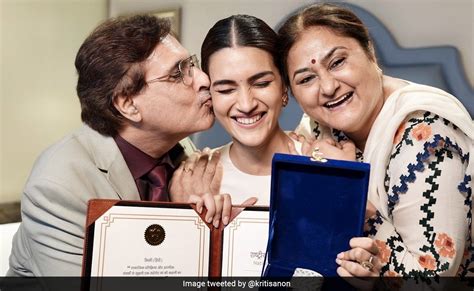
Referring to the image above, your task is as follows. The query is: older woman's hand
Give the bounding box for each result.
[288,132,356,161]
[336,237,382,290]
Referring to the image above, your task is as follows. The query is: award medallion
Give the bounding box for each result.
[144,224,166,246]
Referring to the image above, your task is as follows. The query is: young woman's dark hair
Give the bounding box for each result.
[277,3,375,84]
[201,14,279,75]
[75,15,170,136]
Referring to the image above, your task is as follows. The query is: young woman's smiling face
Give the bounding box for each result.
[287,26,384,140]
[208,46,286,148]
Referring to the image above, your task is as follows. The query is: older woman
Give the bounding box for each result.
[278,2,473,282]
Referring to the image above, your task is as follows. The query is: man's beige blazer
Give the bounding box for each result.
[7,125,195,276]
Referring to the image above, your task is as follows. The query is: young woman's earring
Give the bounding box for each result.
[282,94,289,107]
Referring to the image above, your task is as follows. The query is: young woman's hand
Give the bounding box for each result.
[187,193,257,228]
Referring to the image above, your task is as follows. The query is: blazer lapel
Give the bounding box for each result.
[82,125,140,200]
[81,126,198,201]
[107,156,140,200]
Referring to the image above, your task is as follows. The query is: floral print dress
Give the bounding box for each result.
[366,111,472,278]
[308,110,472,278]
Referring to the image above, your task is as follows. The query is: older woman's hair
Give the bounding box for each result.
[278,3,375,84]
[75,15,170,136]
[201,14,279,75]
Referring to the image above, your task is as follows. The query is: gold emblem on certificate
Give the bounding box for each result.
[144,224,166,246]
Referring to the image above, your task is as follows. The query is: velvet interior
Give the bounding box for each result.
[264,154,370,277]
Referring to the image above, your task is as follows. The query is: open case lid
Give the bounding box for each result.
[264,153,370,277]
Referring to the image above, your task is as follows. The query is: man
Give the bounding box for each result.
[7,15,227,276]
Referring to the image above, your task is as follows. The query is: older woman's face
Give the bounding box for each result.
[287,26,383,138]
[208,46,285,148]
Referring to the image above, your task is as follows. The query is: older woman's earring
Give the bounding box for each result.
[282,94,289,107]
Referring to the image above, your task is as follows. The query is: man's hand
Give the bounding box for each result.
[169,148,223,202]
[169,148,257,228]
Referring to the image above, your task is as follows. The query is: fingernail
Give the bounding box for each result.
[213,219,219,228]
[197,205,203,214]
[206,216,212,223]
[335,258,341,265]
[337,252,344,259]
[223,216,229,225]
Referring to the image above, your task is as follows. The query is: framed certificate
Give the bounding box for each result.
[82,200,268,283]
[221,208,268,276]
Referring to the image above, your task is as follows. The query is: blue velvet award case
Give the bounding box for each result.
[263,153,370,278]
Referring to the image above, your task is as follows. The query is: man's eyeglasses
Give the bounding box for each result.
[147,54,200,86]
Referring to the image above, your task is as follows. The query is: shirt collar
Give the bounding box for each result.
[114,134,173,179]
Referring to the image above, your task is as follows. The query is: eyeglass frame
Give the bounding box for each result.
[146,54,200,86]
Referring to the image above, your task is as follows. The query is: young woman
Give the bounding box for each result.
[200,14,303,206]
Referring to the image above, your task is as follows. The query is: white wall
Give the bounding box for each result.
[1,0,472,203]
[0,0,107,203]
[341,0,473,86]
[110,0,473,86]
